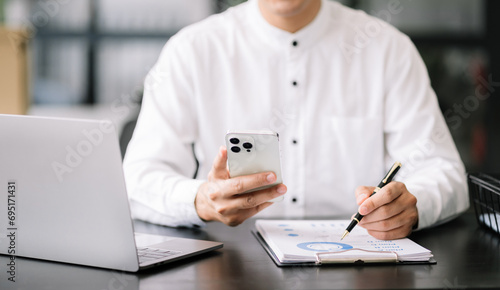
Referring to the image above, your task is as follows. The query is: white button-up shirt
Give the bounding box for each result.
[123,0,469,229]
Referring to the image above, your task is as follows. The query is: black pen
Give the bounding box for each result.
[341,161,402,240]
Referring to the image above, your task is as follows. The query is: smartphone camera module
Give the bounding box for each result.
[242,142,252,149]
[231,146,241,153]
[242,142,252,152]
[229,138,240,144]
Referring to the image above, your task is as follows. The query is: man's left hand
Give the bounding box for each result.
[355,182,418,240]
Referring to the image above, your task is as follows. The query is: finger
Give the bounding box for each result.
[222,202,275,227]
[221,171,278,196]
[355,186,375,205]
[355,186,375,198]
[362,213,418,240]
[359,203,404,224]
[234,184,287,209]
[360,206,418,237]
[360,210,408,232]
[365,223,413,240]
[360,189,416,224]
[358,182,403,216]
[210,146,228,180]
[245,201,274,218]
[213,184,286,217]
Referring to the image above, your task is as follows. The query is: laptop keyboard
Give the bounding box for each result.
[137,247,181,265]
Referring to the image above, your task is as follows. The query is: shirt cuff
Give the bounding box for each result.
[404,183,434,230]
[171,178,207,227]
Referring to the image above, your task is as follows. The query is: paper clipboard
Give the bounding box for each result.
[251,230,437,267]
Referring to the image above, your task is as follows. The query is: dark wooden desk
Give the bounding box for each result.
[2,212,500,290]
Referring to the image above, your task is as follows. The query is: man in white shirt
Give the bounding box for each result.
[123,0,469,240]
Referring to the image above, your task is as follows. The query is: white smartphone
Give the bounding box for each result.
[225,130,284,202]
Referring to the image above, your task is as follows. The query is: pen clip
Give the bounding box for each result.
[382,162,402,184]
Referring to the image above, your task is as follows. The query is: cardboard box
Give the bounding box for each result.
[0,27,29,115]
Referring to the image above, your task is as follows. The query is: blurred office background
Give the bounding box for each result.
[0,0,498,173]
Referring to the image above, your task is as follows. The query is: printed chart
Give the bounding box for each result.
[255,220,433,263]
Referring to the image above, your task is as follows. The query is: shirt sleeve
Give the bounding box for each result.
[123,34,206,228]
[382,34,469,229]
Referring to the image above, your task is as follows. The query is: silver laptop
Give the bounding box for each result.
[0,114,222,272]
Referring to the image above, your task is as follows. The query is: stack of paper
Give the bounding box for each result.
[255,220,433,265]
[479,213,500,233]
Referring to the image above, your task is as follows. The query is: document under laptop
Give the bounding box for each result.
[0,114,222,272]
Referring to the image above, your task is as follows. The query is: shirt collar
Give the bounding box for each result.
[249,0,331,50]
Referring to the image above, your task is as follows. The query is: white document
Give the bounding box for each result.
[255,220,433,264]
[479,213,500,233]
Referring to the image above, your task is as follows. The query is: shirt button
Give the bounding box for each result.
[292,40,298,47]
[292,81,297,86]
[292,197,297,203]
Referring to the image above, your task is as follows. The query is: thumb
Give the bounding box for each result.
[355,186,375,205]
[210,146,229,179]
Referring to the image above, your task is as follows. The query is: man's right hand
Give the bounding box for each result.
[195,146,287,226]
